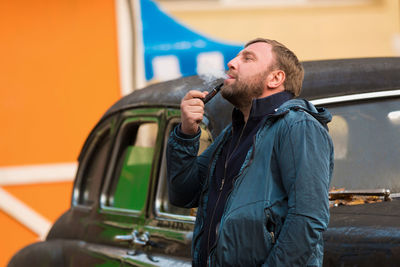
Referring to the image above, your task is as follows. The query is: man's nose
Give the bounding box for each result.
[227,57,238,70]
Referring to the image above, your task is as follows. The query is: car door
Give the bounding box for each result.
[313,94,400,266]
[80,108,165,266]
[123,108,213,266]
[44,115,126,266]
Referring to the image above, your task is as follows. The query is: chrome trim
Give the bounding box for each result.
[157,210,195,222]
[390,193,400,199]
[310,89,400,105]
[154,118,196,222]
[72,204,93,211]
[100,206,141,216]
[114,230,150,246]
[329,188,391,201]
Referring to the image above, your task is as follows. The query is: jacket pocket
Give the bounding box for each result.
[264,208,275,245]
[214,201,274,266]
[264,207,283,246]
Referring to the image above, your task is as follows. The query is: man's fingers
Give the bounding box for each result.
[186,98,205,107]
[184,104,204,112]
[183,90,207,101]
[180,98,205,112]
[189,114,204,123]
[179,90,209,135]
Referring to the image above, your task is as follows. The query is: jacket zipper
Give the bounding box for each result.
[207,113,289,264]
[205,122,247,265]
[192,128,231,264]
[208,132,258,262]
[219,120,247,191]
[206,189,223,263]
[206,121,256,266]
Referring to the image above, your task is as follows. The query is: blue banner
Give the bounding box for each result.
[140,0,243,82]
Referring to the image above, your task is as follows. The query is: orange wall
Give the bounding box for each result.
[0,1,121,166]
[0,0,121,265]
[0,182,73,266]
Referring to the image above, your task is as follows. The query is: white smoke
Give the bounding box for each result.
[196,51,228,88]
[199,69,228,88]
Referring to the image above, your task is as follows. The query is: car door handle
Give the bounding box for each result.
[115,230,150,246]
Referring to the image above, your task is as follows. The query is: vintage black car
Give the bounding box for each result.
[8,57,400,266]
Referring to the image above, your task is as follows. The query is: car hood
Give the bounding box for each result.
[329,198,400,228]
[324,199,400,266]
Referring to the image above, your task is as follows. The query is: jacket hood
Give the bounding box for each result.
[277,98,332,129]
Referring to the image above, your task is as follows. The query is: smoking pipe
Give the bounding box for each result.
[202,83,223,104]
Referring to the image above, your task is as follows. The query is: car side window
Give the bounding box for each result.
[73,123,112,207]
[105,118,159,212]
[155,119,213,220]
[327,97,400,192]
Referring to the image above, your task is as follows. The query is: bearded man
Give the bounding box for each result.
[166,38,334,266]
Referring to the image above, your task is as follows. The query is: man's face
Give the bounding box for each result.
[222,42,275,108]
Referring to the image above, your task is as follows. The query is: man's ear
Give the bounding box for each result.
[267,70,285,89]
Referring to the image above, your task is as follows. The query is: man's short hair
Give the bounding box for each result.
[245,38,304,97]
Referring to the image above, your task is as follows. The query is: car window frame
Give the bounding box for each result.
[99,108,165,217]
[72,116,117,210]
[152,109,213,223]
[155,117,196,222]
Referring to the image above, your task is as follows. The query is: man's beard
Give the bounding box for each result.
[221,71,268,109]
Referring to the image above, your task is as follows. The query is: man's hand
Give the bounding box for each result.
[180,90,208,135]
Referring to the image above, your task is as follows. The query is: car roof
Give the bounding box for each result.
[103,57,400,119]
[101,57,400,132]
[79,57,400,161]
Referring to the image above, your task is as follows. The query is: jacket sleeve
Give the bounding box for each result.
[264,117,334,266]
[166,125,225,208]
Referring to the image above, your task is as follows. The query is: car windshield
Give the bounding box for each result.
[327,97,400,193]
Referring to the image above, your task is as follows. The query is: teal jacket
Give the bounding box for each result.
[167,99,334,266]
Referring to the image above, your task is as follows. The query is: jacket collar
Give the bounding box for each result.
[232,91,294,126]
[276,98,333,128]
